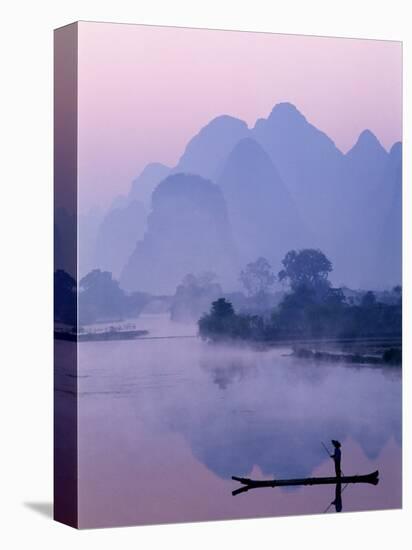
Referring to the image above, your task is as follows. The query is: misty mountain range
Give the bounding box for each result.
[79,102,402,294]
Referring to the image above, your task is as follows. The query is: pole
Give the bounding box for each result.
[321,441,330,457]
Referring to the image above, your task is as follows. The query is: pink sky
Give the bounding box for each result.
[77,22,402,212]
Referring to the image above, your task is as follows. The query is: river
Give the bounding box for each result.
[57,314,402,528]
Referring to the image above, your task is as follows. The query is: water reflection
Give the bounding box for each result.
[169,345,401,481]
[231,463,380,514]
[73,330,401,527]
[330,483,343,513]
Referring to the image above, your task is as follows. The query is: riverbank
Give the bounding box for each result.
[291,346,401,366]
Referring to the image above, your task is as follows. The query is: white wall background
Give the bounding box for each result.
[0,0,410,548]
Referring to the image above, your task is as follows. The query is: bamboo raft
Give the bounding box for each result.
[232,470,379,496]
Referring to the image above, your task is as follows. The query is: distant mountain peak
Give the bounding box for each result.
[174,114,250,181]
[137,162,171,179]
[348,129,386,157]
[269,102,306,119]
[225,137,277,172]
[121,172,239,293]
[389,141,402,158]
[359,128,376,139]
[203,114,249,131]
[358,128,380,144]
[253,103,312,135]
[129,162,171,208]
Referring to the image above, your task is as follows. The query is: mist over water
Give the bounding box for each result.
[67,314,402,528]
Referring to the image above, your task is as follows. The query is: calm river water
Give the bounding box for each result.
[59,314,401,528]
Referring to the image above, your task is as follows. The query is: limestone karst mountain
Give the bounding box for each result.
[83,102,401,292]
[129,162,171,209]
[373,142,402,287]
[88,163,170,277]
[78,207,103,278]
[345,129,388,191]
[218,137,310,267]
[120,173,240,293]
[250,104,401,288]
[332,130,395,288]
[253,102,345,209]
[173,115,250,181]
[93,200,147,279]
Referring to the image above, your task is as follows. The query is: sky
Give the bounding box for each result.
[77,21,402,212]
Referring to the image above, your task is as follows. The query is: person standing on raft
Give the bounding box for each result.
[330,440,342,477]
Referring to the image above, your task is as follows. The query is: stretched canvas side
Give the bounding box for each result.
[54,22,79,529]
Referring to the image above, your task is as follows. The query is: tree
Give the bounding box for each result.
[210,298,235,318]
[240,257,275,297]
[392,285,402,305]
[198,298,235,340]
[79,269,129,324]
[324,287,346,306]
[278,249,332,292]
[361,290,377,308]
[198,298,261,342]
[272,250,336,337]
[170,272,222,322]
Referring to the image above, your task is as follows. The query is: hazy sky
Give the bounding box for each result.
[77,22,402,212]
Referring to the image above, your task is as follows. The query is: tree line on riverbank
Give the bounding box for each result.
[55,247,401,336]
[54,269,149,326]
[198,249,402,343]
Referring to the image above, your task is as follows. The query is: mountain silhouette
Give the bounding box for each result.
[373,142,402,287]
[332,130,392,288]
[251,104,401,288]
[129,162,171,209]
[78,207,104,277]
[345,129,388,199]
[120,174,239,293]
[81,102,401,292]
[173,115,250,181]
[93,200,147,278]
[90,163,170,277]
[253,102,345,202]
[218,137,310,266]
[252,103,347,260]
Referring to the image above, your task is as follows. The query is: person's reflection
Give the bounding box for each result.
[331,482,342,512]
[329,439,343,513]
